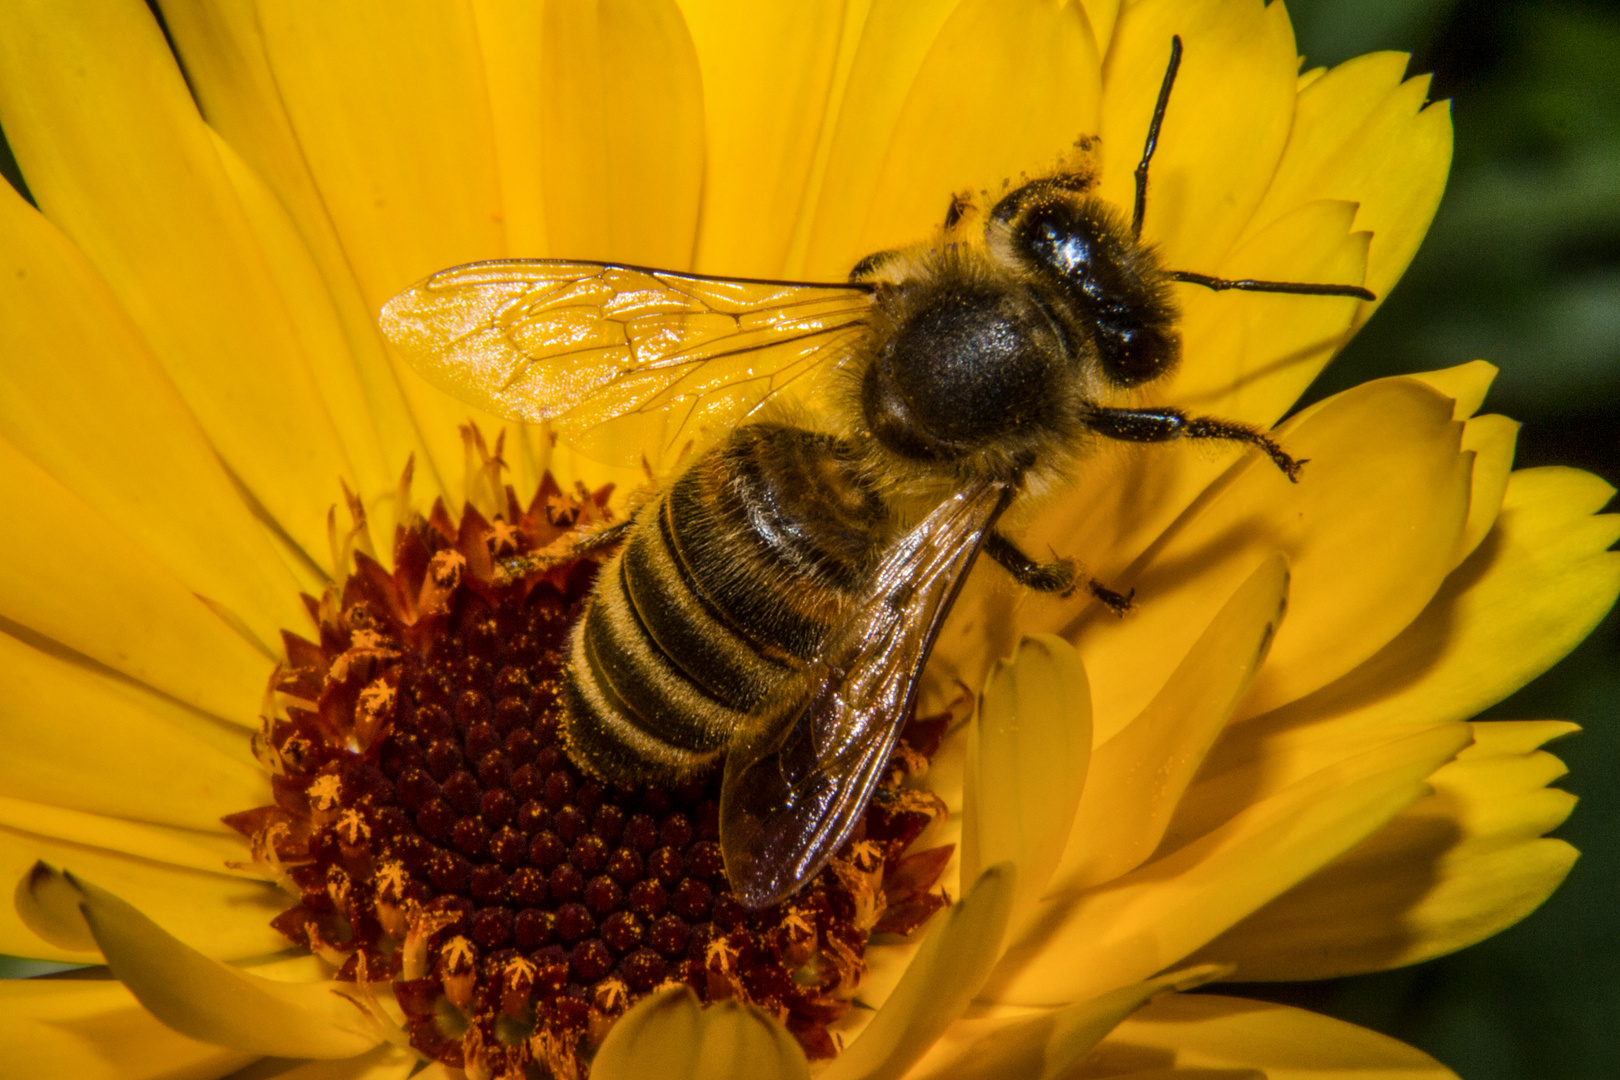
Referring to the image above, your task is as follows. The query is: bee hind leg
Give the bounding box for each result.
[984,531,1134,615]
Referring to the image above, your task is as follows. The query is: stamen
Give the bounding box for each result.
[228,471,956,1074]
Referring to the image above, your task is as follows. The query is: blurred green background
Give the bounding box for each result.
[0,1,1614,1077]
[1238,1,1620,1077]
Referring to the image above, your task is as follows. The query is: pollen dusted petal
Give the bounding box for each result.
[0,0,362,569]
[0,831,287,963]
[983,723,1469,1007]
[0,182,309,647]
[0,979,255,1080]
[1092,992,1460,1077]
[534,0,706,270]
[1097,0,1297,273]
[71,872,384,1059]
[593,985,811,1080]
[963,635,1092,932]
[834,0,1104,277]
[820,863,1016,1080]
[1049,555,1286,895]
[906,964,1226,1080]
[0,439,274,720]
[680,0,846,278]
[1191,720,1579,981]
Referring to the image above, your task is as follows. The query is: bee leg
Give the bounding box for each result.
[1082,405,1307,482]
[849,249,902,283]
[984,530,1134,615]
[570,518,634,555]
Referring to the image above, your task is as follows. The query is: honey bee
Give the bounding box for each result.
[379,37,1374,909]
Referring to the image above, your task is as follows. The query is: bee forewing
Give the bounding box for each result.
[719,480,1011,909]
[377,258,873,469]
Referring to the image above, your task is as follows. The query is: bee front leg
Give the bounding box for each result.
[983,531,1134,615]
[1081,405,1306,481]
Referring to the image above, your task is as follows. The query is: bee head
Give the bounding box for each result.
[990,185,1181,388]
[861,276,1069,464]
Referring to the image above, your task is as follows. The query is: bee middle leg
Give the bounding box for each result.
[1081,405,1306,481]
[984,530,1134,615]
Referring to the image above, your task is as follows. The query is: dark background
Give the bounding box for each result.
[1236,1,1620,1077]
[0,2,1615,1076]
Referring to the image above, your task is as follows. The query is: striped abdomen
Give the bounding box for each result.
[560,424,894,783]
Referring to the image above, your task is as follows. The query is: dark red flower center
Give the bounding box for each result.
[229,472,954,1077]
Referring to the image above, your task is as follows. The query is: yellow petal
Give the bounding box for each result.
[205,1044,421,1080]
[0,830,285,963]
[0,978,254,1080]
[841,0,1102,272]
[1410,359,1499,421]
[592,985,809,1080]
[963,634,1093,931]
[1098,0,1297,273]
[679,0,846,276]
[1240,49,1451,326]
[1072,377,1470,742]
[1244,51,1416,238]
[0,631,266,829]
[536,0,706,268]
[1192,720,1579,980]
[0,437,272,720]
[0,802,252,879]
[780,0,971,279]
[208,129,394,502]
[1160,197,1368,428]
[14,861,98,954]
[1082,0,1120,55]
[984,724,1469,1006]
[159,0,443,503]
[910,965,1226,1080]
[1049,556,1286,894]
[463,0,552,258]
[1228,467,1620,763]
[1085,993,1459,1078]
[68,872,382,1059]
[0,182,308,649]
[824,864,1016,1080]
[794,0,1101,280]
[0,0,363,567]
[255,1,504,302]
[1453,412,1520,565]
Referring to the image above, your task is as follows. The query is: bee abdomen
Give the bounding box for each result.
[562,424,891,784]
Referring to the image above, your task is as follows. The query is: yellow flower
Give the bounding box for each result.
[0,1,1614,1079]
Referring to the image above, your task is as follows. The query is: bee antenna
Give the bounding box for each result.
[1133,35,1183,240]
[1167,270,1377,302]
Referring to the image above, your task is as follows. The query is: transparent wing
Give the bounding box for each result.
[720,480,1010,909]
[378,259,874,466]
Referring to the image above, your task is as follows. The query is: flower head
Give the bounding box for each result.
[1,2,1615,1080]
